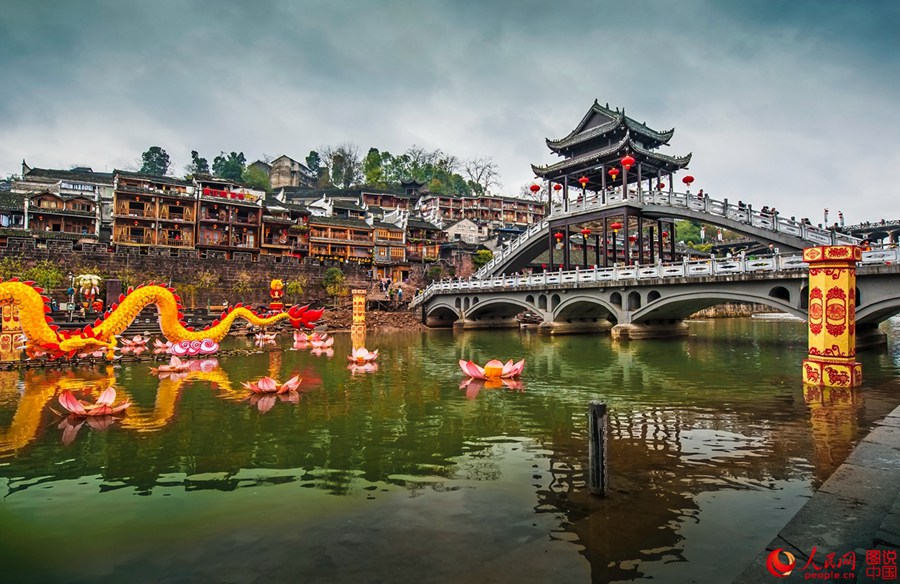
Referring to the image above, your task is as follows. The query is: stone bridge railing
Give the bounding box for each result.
[475,190,862,280]
[412,248,900,309]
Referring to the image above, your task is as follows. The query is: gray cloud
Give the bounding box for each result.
[1,0,897,223]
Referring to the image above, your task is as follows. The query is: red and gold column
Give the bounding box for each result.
[802,245,862,387]
[0,305,22,362]
[351,288,367,350]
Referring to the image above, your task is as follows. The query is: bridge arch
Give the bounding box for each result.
[465,296,535,320]
[647,290,661,303]
[424,301,461,327]
[769,286,791,303]
[630,290,806,323]
[856,297,900,325]
[553,294,620,324]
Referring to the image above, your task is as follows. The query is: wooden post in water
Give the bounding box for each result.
[588,400,608,497]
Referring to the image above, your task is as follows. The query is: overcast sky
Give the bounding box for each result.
[1,0,897,223]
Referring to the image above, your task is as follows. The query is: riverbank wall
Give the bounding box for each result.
[0,239,378,307]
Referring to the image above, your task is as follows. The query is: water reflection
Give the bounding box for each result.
[0,321,898,584]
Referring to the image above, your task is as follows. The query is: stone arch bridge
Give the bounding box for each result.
[417,250,900,345]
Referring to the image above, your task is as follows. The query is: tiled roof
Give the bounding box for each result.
[115,170,193,187]
[407,217,441,231]
[308,216,372,229]
[546,100,675,151]
[25,167,114,185]
[0,228,98,240]
[0,191,25,211]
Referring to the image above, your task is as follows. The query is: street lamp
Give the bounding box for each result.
[581,227,591,268]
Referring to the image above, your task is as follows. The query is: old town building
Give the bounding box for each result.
[194,175,265,259]
[307,216,373,267]
[112,171,196,249]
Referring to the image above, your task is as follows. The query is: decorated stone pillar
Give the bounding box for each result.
[802,245,862,387]
[351,288,367,350]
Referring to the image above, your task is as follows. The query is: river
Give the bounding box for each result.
[1,318,899,583]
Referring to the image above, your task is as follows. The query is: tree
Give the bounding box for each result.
[285,277,308,304]
[464,156,501,196]
[322,267,347,307]
[187,150,210,175]
[472,249,493,269]
[363,147,385,187]
[242,166,270,191]
[321,143,361,188]
[212,151,246,182]
[231,270,254,301]
[140,146,170,176]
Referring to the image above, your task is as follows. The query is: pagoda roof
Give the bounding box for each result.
[546,100,674,153]
[532,132,691,181]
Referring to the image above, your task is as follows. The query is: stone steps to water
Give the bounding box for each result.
[733,405,900,583]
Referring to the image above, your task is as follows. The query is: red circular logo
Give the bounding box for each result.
[766,548,796,578]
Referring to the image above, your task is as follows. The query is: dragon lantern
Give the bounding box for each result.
[0,278,323,361]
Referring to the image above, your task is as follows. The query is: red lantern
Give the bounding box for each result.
[621,154,635,170]
[554,232,564,242]
[581,227,591,237]
[657,182,666,190]
[682,175,695,186]
[578,176,589,188]
[553,183,562,192]
[529,184,540,194]
[610,221,623,233]
[541,263,547,269]
[628,235,637,243]
[608,167,619,181]
[662,231,669,238]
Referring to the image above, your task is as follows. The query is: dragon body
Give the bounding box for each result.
[0,279,323,360]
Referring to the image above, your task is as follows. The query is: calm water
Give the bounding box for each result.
[2,319,900,583]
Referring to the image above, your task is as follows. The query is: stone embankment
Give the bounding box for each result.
[689,302,777,319]
[733,404,900,582]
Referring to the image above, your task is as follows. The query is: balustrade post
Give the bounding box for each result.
[802,245,863,388]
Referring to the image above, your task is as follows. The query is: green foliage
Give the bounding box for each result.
[674,220,703,244]
[140,146,170,176]
[692,243,713,253]
[26,260,65,290]
[212,151,247,182]
[241,166,270,192]
[363,147,385,187]
[188,150,210,175]
[322,267,347,297]
[305,151,321,175]
[231,271,254,300]
[0,257,25,280]
[426,265,444,283]
[472,249,493,269]
[285,277,307,303]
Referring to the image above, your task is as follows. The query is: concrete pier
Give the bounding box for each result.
[733,404,900,582]
[610,321,689,341]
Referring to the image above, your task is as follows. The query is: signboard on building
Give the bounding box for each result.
[60,182,96,193]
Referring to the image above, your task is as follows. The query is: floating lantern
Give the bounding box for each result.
[682,175,695,186]
[621,154,635,170]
